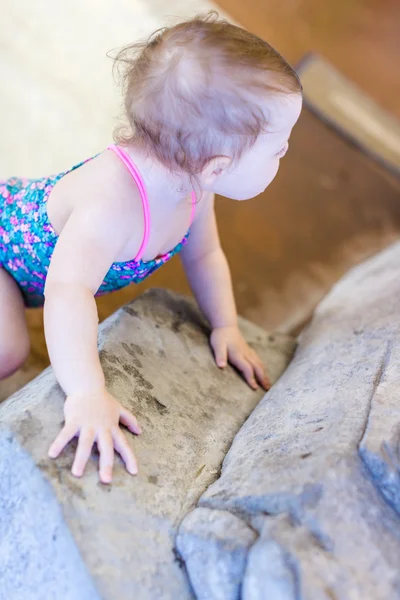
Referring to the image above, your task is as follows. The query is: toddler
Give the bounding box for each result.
[0,13,302,483]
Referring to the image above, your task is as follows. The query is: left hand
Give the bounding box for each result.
[48,387,141,484]
[210,326,270,391]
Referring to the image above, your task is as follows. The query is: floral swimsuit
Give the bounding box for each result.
[0,145,196,307]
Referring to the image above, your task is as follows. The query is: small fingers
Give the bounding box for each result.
[254,362,271,390]
[113,429,138,475]
[97,430,115,484]
[71,427,96,478]
[48,422,78,459]
[120,408,142,435]
[212,339,228,368]
[230,353,258,390]
[248,351,271,390]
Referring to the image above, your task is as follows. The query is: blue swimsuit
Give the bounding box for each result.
[0,145,196,307]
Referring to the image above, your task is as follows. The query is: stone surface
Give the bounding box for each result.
[177,507,257,600]
[0,289,294,600]
[177,241,400,599]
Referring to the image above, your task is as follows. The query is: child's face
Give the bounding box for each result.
[209,93,302,200]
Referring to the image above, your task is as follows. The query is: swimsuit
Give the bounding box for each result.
[0,145,196,307]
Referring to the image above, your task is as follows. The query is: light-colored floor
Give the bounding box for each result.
[0,0,229,177]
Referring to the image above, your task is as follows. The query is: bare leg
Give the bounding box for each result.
[0,268,30,380]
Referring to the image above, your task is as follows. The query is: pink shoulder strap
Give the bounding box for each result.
[108,144,196,260]
[107,144,150,262]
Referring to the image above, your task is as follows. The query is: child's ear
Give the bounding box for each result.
[201,156,231,185]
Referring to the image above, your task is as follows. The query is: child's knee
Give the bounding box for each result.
[0,336,30,379]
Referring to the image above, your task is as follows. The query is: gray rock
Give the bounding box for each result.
[0,289,294,600]
[176,507,257,600]
[178,242,400,599]
[242,534,300,600]
[0,434,99,600]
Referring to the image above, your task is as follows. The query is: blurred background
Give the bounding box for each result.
[1,0,400,398]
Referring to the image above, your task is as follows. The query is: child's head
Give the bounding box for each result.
[114,13,302,200]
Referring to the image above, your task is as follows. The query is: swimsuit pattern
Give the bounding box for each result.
[0,157,189,307]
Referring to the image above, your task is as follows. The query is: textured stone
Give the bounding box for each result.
[242,533,300,600]
[176,507,257,600]
[0,289,294,600]
[177,242,400,599]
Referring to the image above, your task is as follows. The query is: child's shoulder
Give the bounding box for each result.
[64,148,140,204]
[48,148,144,241]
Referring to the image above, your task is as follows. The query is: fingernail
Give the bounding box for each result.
[101,469,112,484]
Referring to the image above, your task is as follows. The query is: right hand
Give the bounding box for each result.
[48,387,142,484]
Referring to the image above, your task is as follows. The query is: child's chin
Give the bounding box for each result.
[228,194,252,202]
[236,189,265,201]
[225,188,261,201]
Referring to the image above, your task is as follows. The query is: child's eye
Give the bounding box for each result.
[276,143,289,158]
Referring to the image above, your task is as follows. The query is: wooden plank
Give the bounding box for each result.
[298,54,400,176]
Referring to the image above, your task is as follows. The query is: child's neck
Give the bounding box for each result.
[123,143,196,211]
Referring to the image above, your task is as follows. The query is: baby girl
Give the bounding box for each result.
[0,13,302,483]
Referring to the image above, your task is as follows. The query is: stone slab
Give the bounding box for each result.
[177,242,400,599]
[0,289,294,600]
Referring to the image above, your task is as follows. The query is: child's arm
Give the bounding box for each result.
[181,192,270,390]
[44,201,142,483]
